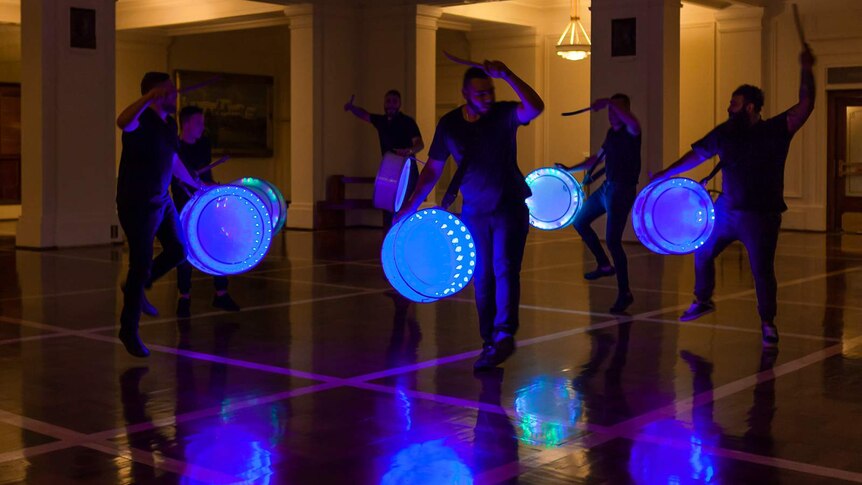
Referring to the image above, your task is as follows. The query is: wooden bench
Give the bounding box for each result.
[316,174,386,228]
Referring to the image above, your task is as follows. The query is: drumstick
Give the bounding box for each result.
[443,51,484,70]
[791,4,808,49]
[195,155,231,176]
[561,107,591,117]
[178,75,223,94]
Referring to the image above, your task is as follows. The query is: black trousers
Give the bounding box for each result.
[118,199,186,330]
[694,196,781,322]
[462,202,530,346]
[176,261,228,295]
[572,182,637,293]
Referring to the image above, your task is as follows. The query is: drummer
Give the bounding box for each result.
[115,72,206,357]
[345,90,424,224]
[650,46,815,347]
[396,62,544,370]
[171,106,241,318]
[556,94,641,314]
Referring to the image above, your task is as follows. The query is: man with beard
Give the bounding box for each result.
[395,63,544,369]
[556,93,641,314]
[651,46,815,348]
[116,72,206,357]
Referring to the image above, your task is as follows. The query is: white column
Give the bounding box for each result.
[590,0,680,241]
[18,0,119,248]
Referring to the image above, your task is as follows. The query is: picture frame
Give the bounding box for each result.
[175,70,274,157]
[611,18,637,58]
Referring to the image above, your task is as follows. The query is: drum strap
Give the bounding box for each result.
[441,160,467,210]
[700,160,724,185]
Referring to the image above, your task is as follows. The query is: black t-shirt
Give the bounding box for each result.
[172,137,214,210]
[117,108,178,206]
[692,112,793,212]
[601,126,641,186]
[369,112,421,155]
[428,101,531,214]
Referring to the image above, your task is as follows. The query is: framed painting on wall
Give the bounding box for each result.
[175,70,274,157]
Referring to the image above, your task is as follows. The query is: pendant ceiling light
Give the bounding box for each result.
[556,0,591,61]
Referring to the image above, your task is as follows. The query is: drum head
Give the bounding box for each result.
[632,178,715,255]
[231,178,287,233]
[382,209,476,302]
[373,153,409,212]
[525,167,585,230]
[181,185,273,275]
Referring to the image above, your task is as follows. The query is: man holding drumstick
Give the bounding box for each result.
[651,46,815,348]
[172,106,241,318]
[396,59,544,370]
[344,90,424,158]
[116,72,206,357]
[556,93,641,314]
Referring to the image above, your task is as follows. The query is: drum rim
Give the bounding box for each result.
[182,185,274,275]
[525,167,585,230]
[632,177,716,255]
[232,177,287,233]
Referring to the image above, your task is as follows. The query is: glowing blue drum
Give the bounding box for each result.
[231,178,287,233]
[382,209,476,303]
[632,177,716,255]
[525,167,585,230]
[180,185,274,276]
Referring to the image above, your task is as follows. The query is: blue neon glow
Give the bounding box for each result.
[514,377,582,447]
[382,209,476,303]
[180,185,273,276]
[628,420,717,484]
[380,439,473,485]
[525,167,585,230]
[632,178,716,255]
[232,178,287,233]
[394,159,413,213]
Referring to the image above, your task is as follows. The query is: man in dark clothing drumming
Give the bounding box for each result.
[116,72,205,357]
[396,62,544,370]
[172,106,241,318]
[344,90,424,158]
[651,46,815,347]
[556,94,642,314]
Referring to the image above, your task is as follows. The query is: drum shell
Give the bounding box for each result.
[229,178,287,233]
[373,153,417,213]
[631,177,716,255]
[381,209,476,303]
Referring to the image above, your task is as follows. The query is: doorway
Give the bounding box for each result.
[827,90,862,232]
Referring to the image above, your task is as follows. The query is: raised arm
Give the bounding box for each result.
[117,85,173,132]
[786,47,816,134]
[483,61,544,124]
[393,157,446,223]
[343,95,371,123]
[595,98,641,136]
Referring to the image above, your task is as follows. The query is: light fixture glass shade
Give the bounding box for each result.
[555,5,591,62]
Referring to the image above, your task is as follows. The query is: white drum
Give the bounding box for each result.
[524,167,585,230]
[373,153,417,213]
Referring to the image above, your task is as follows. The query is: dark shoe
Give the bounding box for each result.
[584,266,615,281]
[213,293,241,312]
[474,344,495,370]
[609,292,634,314]
[761,322,779,348]
[118,329,150,358]
[176,297,191,318]
[679,300,715,322]
[488,334,516,367]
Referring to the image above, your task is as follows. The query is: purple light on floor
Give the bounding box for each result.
[525,167,585,230]
[514,377,582,447]
[380,439,473,485]
[632,178,715,255]
[628,420,717,484]
[382,209,476,303]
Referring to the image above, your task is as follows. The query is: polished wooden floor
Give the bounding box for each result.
[0,227,861,484]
